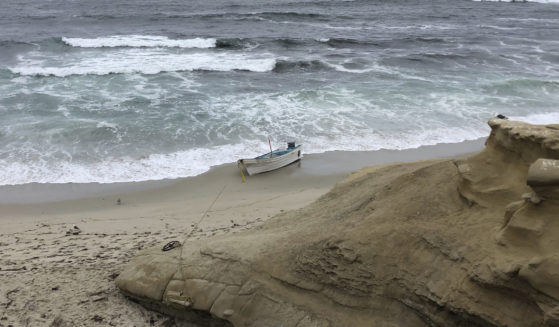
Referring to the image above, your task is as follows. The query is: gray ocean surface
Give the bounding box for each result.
[0,0,558,185]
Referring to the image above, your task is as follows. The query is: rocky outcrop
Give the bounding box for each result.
[494,156,559,323]
[117,118,559,326]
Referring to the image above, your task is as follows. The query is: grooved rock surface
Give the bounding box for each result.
[117,119,559,326]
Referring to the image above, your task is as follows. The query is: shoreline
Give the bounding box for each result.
[0,137,485,326]
[0,138,485,205]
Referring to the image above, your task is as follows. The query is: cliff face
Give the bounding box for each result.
[116,119,559,326]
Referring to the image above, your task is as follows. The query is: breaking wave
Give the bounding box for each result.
[0,128,489,185]
[62,35,217,48]
[9,51,277,76]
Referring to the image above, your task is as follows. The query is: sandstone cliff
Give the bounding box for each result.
[116,119,559,326]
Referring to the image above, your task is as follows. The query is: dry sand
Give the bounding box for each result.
[0,140,483,327]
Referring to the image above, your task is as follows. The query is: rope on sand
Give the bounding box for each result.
[160,184,228,252]
[159,184,228,304]
[174,184,228,261]
[187,184,227,239]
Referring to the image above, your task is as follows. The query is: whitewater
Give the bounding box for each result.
[1,0,558,185]
[62,35,217,48]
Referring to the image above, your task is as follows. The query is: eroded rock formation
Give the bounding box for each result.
[117,118,559,326]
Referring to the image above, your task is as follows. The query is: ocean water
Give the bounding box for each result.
[1,0,558,185]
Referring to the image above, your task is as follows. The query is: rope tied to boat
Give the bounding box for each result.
[187,184,227,239]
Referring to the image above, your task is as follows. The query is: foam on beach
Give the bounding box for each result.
[0,127,492,185]
[1,112,558,185]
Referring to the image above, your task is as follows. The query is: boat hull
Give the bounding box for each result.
[240,145,302,176]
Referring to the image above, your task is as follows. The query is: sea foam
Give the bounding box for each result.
[0,142,265,185]
[10,50,277,76]
[2,113,558,185]
[510,112,559,124]
[0,123,490,186]
[62,35,217,48]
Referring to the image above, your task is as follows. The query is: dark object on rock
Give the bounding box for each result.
[162,241,181,252]
[496,114,508,119]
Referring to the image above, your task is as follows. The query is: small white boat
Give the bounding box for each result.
[238,143,302,176]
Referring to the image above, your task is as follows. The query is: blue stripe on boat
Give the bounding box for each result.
[256,145,301,159]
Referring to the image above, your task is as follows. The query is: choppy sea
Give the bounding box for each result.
[1,0,558,185]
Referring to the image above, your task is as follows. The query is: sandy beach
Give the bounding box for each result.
[0,140,484,326]
[2,0,558,324]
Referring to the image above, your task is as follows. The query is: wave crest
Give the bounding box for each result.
[10,51,277,77]
[62,35,217,48]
